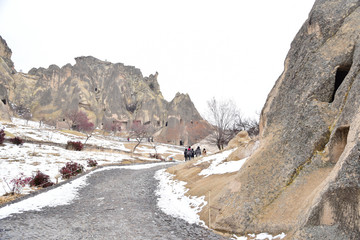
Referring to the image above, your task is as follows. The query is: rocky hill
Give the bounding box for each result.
[0,37,209,145]
[168,0,360,239]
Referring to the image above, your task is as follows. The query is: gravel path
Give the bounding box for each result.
[0,164,229,240]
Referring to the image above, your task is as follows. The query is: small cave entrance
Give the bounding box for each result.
[1,99,6,105]
[330,66,351,103]
[329,126,349,164]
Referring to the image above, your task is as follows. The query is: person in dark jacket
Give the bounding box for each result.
[187,146,192,160]
[184,148,188,161]
[195,146,201,157]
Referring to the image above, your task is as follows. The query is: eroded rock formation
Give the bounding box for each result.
[0,38,208,145]
[169,1,360,239]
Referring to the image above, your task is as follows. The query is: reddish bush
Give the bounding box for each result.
[29,171,54,188]
[60,161,84,179]
[87,159,98,167]
[10,136,23,145]
[66,141,83,151]
[7,173,32,194]
[0,129,5,144]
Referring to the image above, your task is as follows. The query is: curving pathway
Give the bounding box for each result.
[0,164,229,240]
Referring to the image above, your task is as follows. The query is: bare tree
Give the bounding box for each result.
[64,109,95,144]
[130,122,153,153]
[14,104,32,124]
[234,113,259,137]
[64,109,93,131]
[23,112,32,125]
[205,97,238,150]
[64,109,77,129]
[77,116,95,145]
[103,119,121,136]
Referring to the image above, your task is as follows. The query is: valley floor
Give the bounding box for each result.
[0,118,286,240]
[0,163,228,239]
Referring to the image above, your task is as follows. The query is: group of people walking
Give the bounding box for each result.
[184,146,206,161]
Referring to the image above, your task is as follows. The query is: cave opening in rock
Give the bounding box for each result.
[330,66,350,103]
[329,126,349,164]
[1,99,6,105]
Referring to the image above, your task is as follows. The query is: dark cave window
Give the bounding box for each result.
[330,66,350,103]
[149,83,155,91]
[165,122,168,127]
[329,126,349,164]
[95,88,98,92]
[1,99,6,105]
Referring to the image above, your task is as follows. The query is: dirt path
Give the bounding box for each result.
[0,164,229,240]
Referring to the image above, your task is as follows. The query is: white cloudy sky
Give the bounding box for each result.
[0,0,315,118]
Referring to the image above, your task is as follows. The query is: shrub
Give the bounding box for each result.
[60,161,84,179]
[0,129,5,144]
[5,173,32,194]
[29,171,54,188]
[10,136,23,145]
[87,159,98,167]
[66,141,83,151]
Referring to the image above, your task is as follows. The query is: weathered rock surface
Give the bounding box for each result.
[0,39,207,144]
[0,37,13,121]
[168,0,360,239]
[217,0,360,238]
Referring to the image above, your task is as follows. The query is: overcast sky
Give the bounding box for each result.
[0,0,315,119]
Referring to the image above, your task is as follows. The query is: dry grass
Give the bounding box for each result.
[8,159,25,163]
[4,130,15,138]
[60,129,86,137]
[0,193,23,205]
[30,161,41,166]
[54,161,66,164]
[28,151,42,157]
[2,123,17,128]
[123,142,136,150]
[47,152,60,157]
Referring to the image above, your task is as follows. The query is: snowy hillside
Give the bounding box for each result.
[0,118,183,196]
[0,118,285,240]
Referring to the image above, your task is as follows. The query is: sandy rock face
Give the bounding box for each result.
[0,40,206,144]
[197,1,360,238]
[0,36,14,121]
[0,36,14,72]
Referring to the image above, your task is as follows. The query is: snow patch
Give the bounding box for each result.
[154,169,206,226]
[199,157,248,176]
[232,232,286,240]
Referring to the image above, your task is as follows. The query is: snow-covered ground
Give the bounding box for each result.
[155,169,207,226]
[232,232,286,240]
[0,118,286,239]
[155,148,286,240]
[0,118,183,196]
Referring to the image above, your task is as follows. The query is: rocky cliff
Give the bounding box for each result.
[169,0,360,239]
[0,38,208,145]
